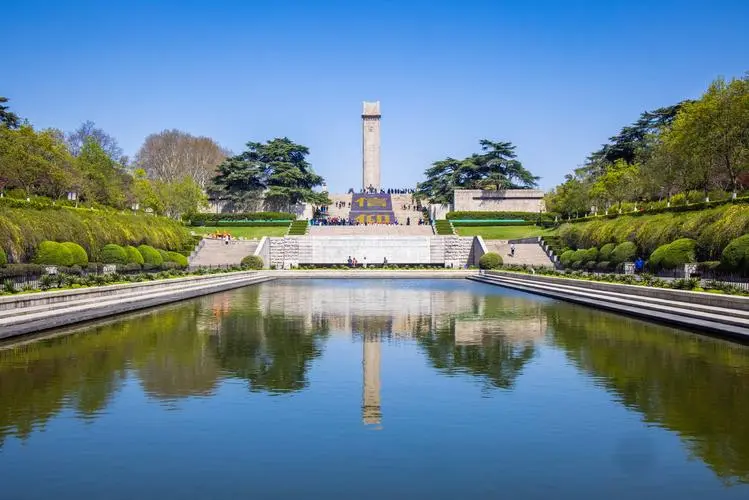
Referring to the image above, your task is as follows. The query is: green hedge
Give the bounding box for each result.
[565,196,749,223]
[648,238,697,270]
[124,245,145,265]
[479,252,503,269]
[558,204,749,260]
[721,235,749,274]
[0,205,190,263]
[189,212,296,225]
[611,242,638,264]
[447,211,558,222]
[164,251,189,268]
[450,220,535,227]
[0,247,6,266]
[599,243,616,262]
[241,255,264,269]
[205,220,292,227]
[101,244,128,265]
[138,245,163,266]
[34,241,74,266]
[61,242,88,266]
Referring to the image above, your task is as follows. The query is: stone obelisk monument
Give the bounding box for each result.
[362,335,382,427]
[362,101,381,191]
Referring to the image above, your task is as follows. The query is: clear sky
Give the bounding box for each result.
[5,0,748,192]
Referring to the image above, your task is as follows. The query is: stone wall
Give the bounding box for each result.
[453,189,545,213]
[265,236,480,267]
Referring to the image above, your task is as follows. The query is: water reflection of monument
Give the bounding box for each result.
[253,281,547,426]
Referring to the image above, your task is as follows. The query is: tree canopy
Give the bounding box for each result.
[0,97,20,129]
[212,137,329,211]
[416,139,539,204]
[547,73,749,217]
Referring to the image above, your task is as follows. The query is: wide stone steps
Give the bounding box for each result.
[484,241,554,267]
[470,273,749,339]
[189,239,259,266]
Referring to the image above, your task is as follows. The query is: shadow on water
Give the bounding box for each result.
[1,279,749,486]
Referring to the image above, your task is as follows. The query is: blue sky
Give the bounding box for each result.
[5,0,748,192]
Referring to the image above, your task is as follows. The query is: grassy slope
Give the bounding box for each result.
[455,225,556,240]
[190,226,288,238]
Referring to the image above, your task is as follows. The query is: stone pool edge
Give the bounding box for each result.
[469,271,749,341]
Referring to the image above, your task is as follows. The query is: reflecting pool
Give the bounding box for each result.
[1,279,748,499]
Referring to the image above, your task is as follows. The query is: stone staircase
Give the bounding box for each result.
[189,239,259,267]
[484,240,555,268]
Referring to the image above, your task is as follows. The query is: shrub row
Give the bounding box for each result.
[188,212,296,224]
[193,220,292,227]
[559,242,637,269]
[450,220,535,227]
[558,204,749,260]
[0,204,191,263]
[29,241,188,269]
[447,211,559,222]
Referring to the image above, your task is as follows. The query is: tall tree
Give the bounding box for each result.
[136,130,227,189]
[0,97,20,129]
[212,137,329,212]
[416,139,538,204]
[66,121,124,163]
[76,139,131,207]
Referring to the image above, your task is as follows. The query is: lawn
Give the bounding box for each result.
[190,225,289,238]
[455,225,556,240]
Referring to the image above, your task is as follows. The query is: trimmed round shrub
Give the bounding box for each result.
[571,249,588,264]
[241,255,264,270]
[158,249,171,263]
[34,241,74,266]
[0,247,6,267]
[661,238,697,269]
[138,245,163,266]
[479,252,503,269]
[721,234,749,274]
[165,251,189,268]
[571,261,583,269]
[599,243,616,262]
[648,244,669,270]
[101,244,128,265]
[61,242,89,266]
[584,247,599,263]
[584,261,597,271]
[124,245,145,265]
[611,242,637,264]
[596,261,612,271]
[559,250,575,267]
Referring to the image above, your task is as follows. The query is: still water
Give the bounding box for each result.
[1,279,748,499]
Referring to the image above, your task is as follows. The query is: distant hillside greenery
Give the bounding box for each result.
[546,73,749,218]
[557,204,749,260]
[0,203,191,263]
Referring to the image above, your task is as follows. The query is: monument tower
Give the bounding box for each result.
[362,101,381,191]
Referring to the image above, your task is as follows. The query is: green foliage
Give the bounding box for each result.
[34,241,74,266]
[101,244,128,265]
[287,219,309,235]
[559,204,749,260]
[611,242,638,264]
[446,211,558,222]
[434,220,455,235]
[599,243,616,261]
[0,204,191,263]
[416,140,539,204]
[124,245,145,265]
[190,212,295,224]
[479,252,503,269]
[559,249,575,267]
[165,251,189,268]
[137,245,163,266]
[212,137,329,212]
[241,255,264,269]
[61,242,88,266]
[663,238,697,269]
[0,247,6,266]
[721,235,749,274]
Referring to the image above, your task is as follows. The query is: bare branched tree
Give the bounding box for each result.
[135,130,226,188]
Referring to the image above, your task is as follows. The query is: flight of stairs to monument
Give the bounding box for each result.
[189,239,259,267]
[483,240,555,268]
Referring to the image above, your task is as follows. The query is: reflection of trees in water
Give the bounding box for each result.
[414,317,537,390]
[547,304,749,484]
[208,312,329,394]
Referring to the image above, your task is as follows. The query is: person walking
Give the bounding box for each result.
[510,243,516,258]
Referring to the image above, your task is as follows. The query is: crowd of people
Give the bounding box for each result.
[310,216,427,226]
[348,187,417,194]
